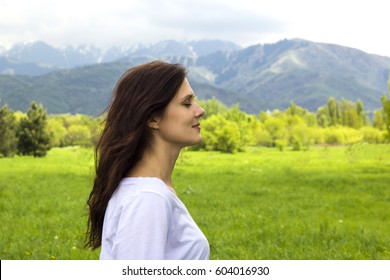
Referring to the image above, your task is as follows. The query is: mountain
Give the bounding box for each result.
[0,61,130,115]
[195,39,390,113]
[0,40,242,75]
[0,60,238,115]
[0,56,57,75]
[0,39,389,115]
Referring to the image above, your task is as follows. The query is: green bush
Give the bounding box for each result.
[275,139,288,151]
[310,128,325,144]
[323,127,362,145]
[202,115,241,153]
[255,126,273,147]
[289,125,313,151]
[264,117,287,145]
[324,128,345,144]
[0,105,18,157]
[65,125,92,147]
[360,127,384,143]
[47,118,67,147]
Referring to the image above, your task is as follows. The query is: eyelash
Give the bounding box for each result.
[183,96,196,107]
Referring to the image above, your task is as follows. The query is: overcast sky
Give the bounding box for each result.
[0,0,389,56]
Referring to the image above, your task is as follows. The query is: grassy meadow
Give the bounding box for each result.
[1,144,390,260]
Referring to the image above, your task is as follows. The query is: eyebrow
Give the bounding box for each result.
[181,94,196,101]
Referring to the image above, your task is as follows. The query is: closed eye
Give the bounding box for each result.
[181,94,196,107]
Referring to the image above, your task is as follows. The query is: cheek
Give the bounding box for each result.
[163,108,189,127]
[159,115,192,136]
[159,105,196,132]
[158,116,182,136]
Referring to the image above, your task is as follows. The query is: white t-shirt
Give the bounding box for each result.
[100,177,210,260]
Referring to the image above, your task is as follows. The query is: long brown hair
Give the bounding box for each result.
[86,61,187,249]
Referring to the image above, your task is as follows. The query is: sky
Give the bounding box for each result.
[0,0,389,56]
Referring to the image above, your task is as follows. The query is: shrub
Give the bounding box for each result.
[255,127,273,147]
[289,125,313,151]
[323,127,362,145]
[201,115,241,153]
[323,128,345,144]
[360,127,383,143]
[275,139,288,151]
[65,125,92,147]
[0,104,18,157]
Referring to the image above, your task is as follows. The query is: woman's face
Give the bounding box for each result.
[151,78,205,149]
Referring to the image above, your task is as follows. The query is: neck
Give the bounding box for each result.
[127,142,181,188]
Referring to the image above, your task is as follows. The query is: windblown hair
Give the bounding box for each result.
[86,61,187,249]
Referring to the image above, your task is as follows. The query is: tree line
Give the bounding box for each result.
[1,85,390,157]
[195,93,390,153]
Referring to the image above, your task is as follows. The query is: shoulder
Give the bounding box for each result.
[120,177,173,196]
[112,177,175,207]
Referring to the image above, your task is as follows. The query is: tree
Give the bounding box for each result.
[338,98,364,128]
[198,98,227,119]
[65,124,92,146]
[356,99,368,127]
[327,97,340,126]
[373,78,390,138]
[373,110,386,130]
[201,114,241,153]
[0,104,18,157]
[264,117,287,146]
[17,102,52,157]
[316,106,330,127]
[381,95,390,141]
[47,117,67,147]
[225,104,258,148]
[316,97,341,127]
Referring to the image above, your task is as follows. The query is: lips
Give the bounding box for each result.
[192,123,201,129]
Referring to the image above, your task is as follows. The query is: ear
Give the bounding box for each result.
[147,117,160,130]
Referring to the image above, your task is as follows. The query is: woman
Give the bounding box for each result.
[86,61,209,260]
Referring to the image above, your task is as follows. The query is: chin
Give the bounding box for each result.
[194,136,203,145]
[183,137,202,148]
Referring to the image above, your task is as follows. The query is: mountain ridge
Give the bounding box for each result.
[199,39,390,112]
[0,39,242,75]
[0,38,389,115]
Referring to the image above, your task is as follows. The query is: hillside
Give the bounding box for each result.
[195,39,390,113]
[0,39,242,75]
[0,60,238,115]
[0,39,389,115]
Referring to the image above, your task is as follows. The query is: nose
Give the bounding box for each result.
[195,103,205,119]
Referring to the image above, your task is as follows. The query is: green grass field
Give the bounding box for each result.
[1,144,390,260]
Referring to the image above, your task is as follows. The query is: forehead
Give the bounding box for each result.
[175,78,195,99]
